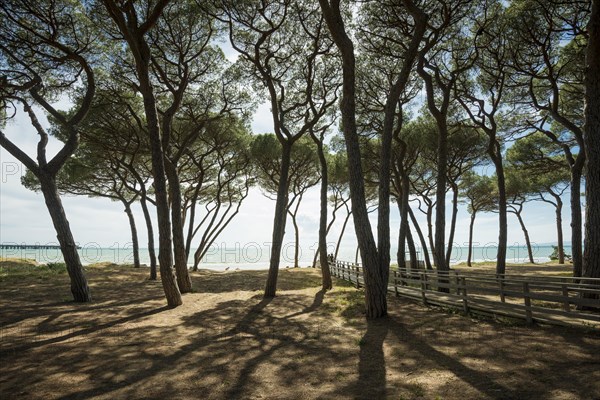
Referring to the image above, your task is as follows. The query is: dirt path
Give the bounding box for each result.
[1,263,599,399]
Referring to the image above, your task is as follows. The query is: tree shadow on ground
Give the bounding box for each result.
[353,318,389,399]
[192,268,324,293]
[1,268,599,400]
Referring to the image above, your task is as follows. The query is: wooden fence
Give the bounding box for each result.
[329,260,600,328]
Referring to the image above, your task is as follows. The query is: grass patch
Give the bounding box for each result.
[0,259,67,282]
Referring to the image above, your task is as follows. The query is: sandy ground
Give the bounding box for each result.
[453,262,577,277]
[1,261,599,400]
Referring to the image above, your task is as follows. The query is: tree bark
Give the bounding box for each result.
[334,208,351,259]
[102,1,182,306]
[433,125,449,276]
[314,137,332,289]
[512,208,535,264]
[397,171,412,270]
[288,204,301,268]
[123,202,140,268]
[490,141,508,275]
[397,199,407,270]
[165,160,193,292]
[140,195,157,280]
[39,174,91,302]
[408,204,432,270]
[406,222,418,270]
[583,0,600,288]
[264,142,292,297]
[311,200,338,268]
[467,212,476,267]
[320,0,386,318]
[570,167,584,277]
[445,183,459,266]
[426,203,435,263]
[553,195,565,264]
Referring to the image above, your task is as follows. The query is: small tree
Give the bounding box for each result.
[507,132,570,264]
[505,168,536,264]
[251,134,320,268]
[459,171,496,267]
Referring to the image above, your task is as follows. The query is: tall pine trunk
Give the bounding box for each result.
[397,199,407,270]
[314,138,332,289]
[554,196,565,264]
[264,143,292,297]
[123,202,140,268]
[434,122,448,277]
[445,184,459,266]
[334,209,351,259]
[583,0,600,289]
[490,141,508,275]
[165,160,193,292]
[101,0,181,306]
[140,195,157,280]
[513,208,534,264]
[406,226,418,270]
[467,212,476,267]
[408,205,433,270]
[290,210,300,268]
[570,167,584,277]
[39,174,91,302]
[139,66,182,307]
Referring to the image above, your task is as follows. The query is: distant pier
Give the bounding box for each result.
[0,244,80,250]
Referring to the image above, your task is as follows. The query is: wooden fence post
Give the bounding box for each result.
[393,270,399,296]
[420,271,428,305]
[523,282,533,324]
[561,283,570,312]
[461,277,469,315]
[355,265,360,289]
[454,271,460,295]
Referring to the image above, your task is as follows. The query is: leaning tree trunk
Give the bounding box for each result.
[426,204,435,265]
[122,202,141,268]
[311,202,337,268]
[512,209,535,264]
[264,143,292,297]
[583,0,600,295]
[396,172,411,270]
[39,174,91,302]
[334,207,351,259]
[165,160,193,292]
[397,199,407,270]
[406,226,418,270]
[314,139,332,289]
[445,183,459,267]
[140,195,157,280]
[467,212,476,267]
[408,205,433,270]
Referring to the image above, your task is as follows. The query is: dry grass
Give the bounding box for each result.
[1,261,599,399]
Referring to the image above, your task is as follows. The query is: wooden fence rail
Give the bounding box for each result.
[329,260,600,328]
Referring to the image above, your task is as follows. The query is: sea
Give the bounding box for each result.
[0,241,572,270]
